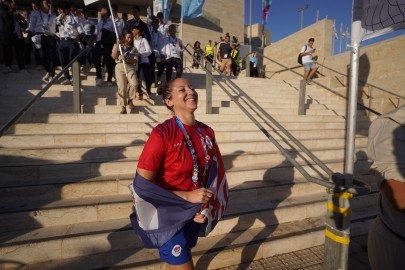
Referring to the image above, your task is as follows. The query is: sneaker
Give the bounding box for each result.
[107,82,114,87]
[128,100,135,110]
[60,78,72,85]
[147,93,153,100]
[120,106,127,114]
[48,76,53,84]
[96,78,103,86]
[42,72,50,81]
[306,79,312,85]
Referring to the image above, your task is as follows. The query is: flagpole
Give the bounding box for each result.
[339,23,343,54]
[180,0,183,40]
[261,0,265,48]
[107,0,128,77]
[332,20,336,55]
[249,0,252,53]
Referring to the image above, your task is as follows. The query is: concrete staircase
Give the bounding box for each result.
[0,68,377,269]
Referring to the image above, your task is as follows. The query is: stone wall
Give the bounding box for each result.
[263,19,333,79]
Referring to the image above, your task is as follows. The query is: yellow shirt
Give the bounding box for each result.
[205,44,214,56]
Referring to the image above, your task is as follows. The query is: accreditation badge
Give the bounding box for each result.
[205,136,213,149]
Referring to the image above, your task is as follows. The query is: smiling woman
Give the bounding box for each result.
[130,77,228,270]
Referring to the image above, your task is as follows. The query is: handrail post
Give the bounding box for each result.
[367,86,373,117]
[298,79,307,115]
[72,61,81,113]
[246,56,250,77]
[205,61,213,114]
[324,173,352,270]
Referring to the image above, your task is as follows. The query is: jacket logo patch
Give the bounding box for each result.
[172,244,182,257]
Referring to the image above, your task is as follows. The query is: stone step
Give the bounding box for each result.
[0,145,369,181]
[6,120,371,135]
[19,112,371,124]
[0,198,376,269]
[0,128,369,148]
[0,178,331,232]
[0,137,369,165]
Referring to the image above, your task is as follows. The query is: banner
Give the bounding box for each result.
[153,0,162,15]
[162,0,174,24]
[83,0,98,6]
[182,0,205,20]
[352,0,405,44]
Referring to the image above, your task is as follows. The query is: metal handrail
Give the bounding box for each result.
[183,44,370,195]
[316,62,404,99]
[0,45,93,137]
[243,51,382,116]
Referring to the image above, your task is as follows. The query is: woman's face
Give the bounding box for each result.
[124,33,133,44]
[132,28,140,37]
[165,79,198,113]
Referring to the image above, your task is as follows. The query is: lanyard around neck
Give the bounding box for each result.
[175,117,209,189]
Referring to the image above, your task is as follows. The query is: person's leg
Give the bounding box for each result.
[41,36,51,74]
[93,42,103,80]
[14,36,25,70]
[226,59,232,76]
[149,53,156,85]
[2,35,13,69]
[115,63,128,108]
[103,44,115,82]
[308,66,318,80]
[48,36,57,77]
[142,63,152,95]
[174,58,183,78]
[165,59,174,83]
[127,65,137,104]
[157,61,164,83]
[136,65,143,98]
[58,40,69,79]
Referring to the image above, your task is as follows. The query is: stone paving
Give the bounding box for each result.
[216,235,370,270]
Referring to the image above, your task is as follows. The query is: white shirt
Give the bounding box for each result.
[28,10,56,35]
[78,16,95,36]
[301,44,314,64]
[150,29,164,54]
[57,14,83,39]
[133,37,152,64]
[95,16,124,42]
[161,36,183,60]
[158,23,169,37]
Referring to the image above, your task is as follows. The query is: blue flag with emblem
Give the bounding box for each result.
[182,0,205,20]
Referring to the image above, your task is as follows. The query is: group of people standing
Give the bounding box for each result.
[0,0,186,114]
[191,34,241,77]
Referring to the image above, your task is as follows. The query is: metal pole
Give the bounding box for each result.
[301,10,304,29]
[205,61,212,114]
[249,0,252,53]
[246,56,251,77]
[72,61,81,113]
[332,20,336,55]
[316,9,319,22]
[107,0,127,77]
[339,23,343,54]
[345,43,360,184]
[298,80,307,115]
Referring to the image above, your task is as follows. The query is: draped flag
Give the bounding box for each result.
[352,0,405,44]
[83,0,98,5]
[162,0,174,24]
[129,150,228,248]
[262,0,272,34]
[182,0,205,20]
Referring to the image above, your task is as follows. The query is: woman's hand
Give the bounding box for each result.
[173,188,214,204]
[194,212,207,223]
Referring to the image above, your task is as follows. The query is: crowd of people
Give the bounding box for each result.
[0,0,189,113]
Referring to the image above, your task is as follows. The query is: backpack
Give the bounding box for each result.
[297,45,307,65]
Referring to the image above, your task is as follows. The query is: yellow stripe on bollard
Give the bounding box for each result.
[327,202,352,215]
[332,192,353,199]
[325,229,350,245]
